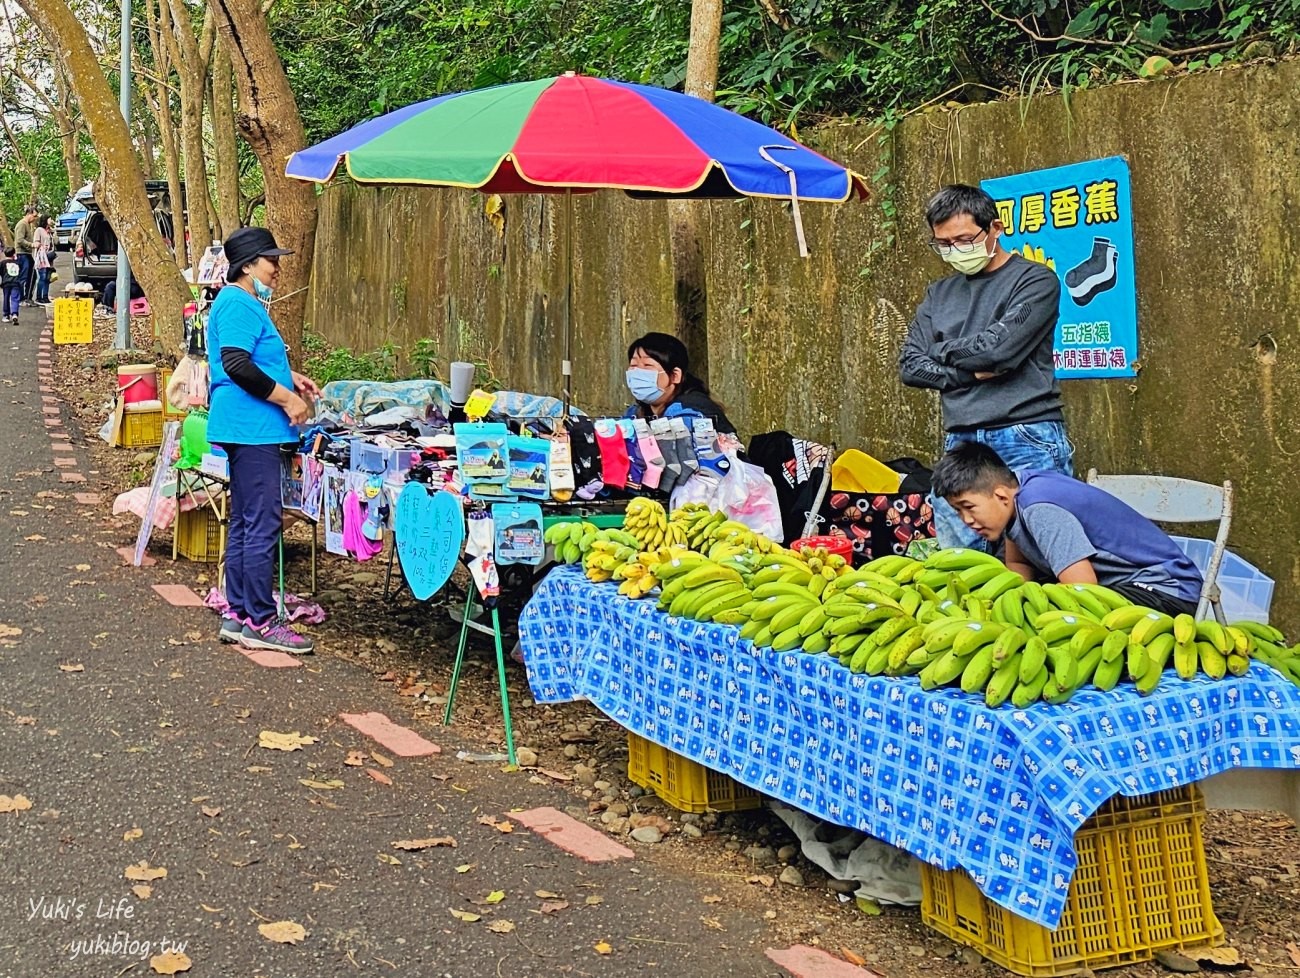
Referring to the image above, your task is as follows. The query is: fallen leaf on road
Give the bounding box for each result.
[841,948,868,966]
[538,769,574,782]
[124,861,167,882]
[0,795,33,814]
[585,895,604,906]
[24,535,45,541]
[1288,943,1300,967]
[58,664,84,673]
[366,768,392,785]
[200,904,223,913]
[1,623,25,643]
[746,875,775,888]
[299,779,343,790]
[702,894,722,904]
[487,920,516,934]
[259,730,318,752]
[123,827,143,841]
[535,890,561,899]
[701,916,723,930]
[344,751,367,766]
[540,900,569,914]
[246,765,271,774]
[594,941,613,955]
[201,806,222,818]
[456,864,474,874]
[370,751,394,768]
[132,885,152,900]
[1193,947,1243,967]
[14,716,35,725]
[8,511,26,517]
[392,837,457,851]
[377,853,401,866]
[258,920,307,945]
[150,950,192,974]
[450,909,481,923]
[476,814,514,832]
[75,564,90,571]
[483,891,506,905]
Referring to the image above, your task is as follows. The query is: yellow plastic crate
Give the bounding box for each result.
[921,786,1221,976]
[175,506,223,563]
[626,731,763,814]
[121,408,164,449]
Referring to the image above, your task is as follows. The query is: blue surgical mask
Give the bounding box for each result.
[251,275,273,302]
[626,367,664,404]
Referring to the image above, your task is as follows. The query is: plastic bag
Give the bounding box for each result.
[671,454,783,541]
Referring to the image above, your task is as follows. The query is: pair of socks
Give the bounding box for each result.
[632,418,665,489]
[593,419,630,489]
[691,417,731,476]
[568,420,604,501]
[548,435,575,503]
[618,419,645,489]
[650,417,699,494]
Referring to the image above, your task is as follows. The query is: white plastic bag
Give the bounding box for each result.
[715,455,783,540]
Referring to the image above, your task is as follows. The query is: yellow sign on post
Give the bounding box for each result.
[53,298,94,344]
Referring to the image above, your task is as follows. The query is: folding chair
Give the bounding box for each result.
[1085,469,1233,623]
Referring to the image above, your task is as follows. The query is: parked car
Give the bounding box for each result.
[73,180,182,287]
[54,183,93,250]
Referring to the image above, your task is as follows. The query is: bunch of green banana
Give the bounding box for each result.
[544,520,619,564]
[656,559,753,623]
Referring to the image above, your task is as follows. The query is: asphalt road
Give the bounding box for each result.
[0,306,812,978]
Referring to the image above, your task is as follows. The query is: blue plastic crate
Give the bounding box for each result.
[1170,535,1274,624]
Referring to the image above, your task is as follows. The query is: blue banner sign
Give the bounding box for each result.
[982,156,1138,379]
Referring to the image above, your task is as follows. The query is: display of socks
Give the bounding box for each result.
[618,419,645,489]
[669,417,699,480]
[633,418,665,490]
[650,417,681,493]
[549,434,575,502]
[691,417,731,476]
[568,420,604,501]
[593,419,630,489]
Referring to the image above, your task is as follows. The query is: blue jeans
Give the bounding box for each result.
[15,253,33,301]
[932,420,1075,550]
[35,267,50,303]
[223,443,284,627]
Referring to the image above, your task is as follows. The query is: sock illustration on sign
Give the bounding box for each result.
[1065,237,1120,306]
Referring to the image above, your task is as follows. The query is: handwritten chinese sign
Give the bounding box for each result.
[982,156,1138,379]
[395,483,464,601]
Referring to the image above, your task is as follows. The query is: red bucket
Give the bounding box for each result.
[117,364,159,405]
[791,535,854,561]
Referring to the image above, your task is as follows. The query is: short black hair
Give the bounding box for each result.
[925,184,999,231]
[931,442,1018,499]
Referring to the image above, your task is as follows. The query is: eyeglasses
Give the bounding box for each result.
[928,229,989,256]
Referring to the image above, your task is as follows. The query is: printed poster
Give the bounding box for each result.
[982,156,1138,379]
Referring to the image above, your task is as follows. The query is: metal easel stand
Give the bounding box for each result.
[443,587,517,767]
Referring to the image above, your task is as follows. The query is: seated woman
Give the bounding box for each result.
[625,331,734,433]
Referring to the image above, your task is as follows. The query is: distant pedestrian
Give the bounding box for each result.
[13,206,36,304]
[1,248,21,324]
[34,215,54,305]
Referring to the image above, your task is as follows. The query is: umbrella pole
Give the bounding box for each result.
[562,189,574,417]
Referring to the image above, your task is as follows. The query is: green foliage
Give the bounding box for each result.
[0,121,95,226]
[408,336,442,380]
[302,331,400,386]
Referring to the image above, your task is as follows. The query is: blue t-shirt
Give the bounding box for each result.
[1006,471,1203,603]
[206,286,295,445]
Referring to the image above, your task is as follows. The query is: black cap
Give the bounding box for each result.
[224,227,293,282]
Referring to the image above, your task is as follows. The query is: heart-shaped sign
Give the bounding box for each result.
[394,483,465,601]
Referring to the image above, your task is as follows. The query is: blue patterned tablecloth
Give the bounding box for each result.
[520,566,1300,928]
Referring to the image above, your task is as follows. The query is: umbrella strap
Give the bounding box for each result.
[759,145,809,258]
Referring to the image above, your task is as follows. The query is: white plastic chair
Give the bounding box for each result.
[1085,469,1233,623]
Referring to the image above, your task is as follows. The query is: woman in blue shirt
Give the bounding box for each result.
[207,227,320,653]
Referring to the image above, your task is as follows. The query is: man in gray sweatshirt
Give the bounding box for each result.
[899,184,1073,550]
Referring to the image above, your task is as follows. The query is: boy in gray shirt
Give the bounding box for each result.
[900,185,1073,550]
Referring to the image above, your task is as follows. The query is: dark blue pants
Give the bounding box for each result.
[2,286,19,319]
[16,254,33,301]
[224,443,283,627]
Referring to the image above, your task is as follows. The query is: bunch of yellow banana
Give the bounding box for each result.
[624,497,671,550]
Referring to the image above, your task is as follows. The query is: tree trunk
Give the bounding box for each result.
[668,0,723,382]
[145,0,185,273]
[165,0,213,269]
[210,0,318,357]
[209,41,242,240]
[53,64,85,191]
[18,0,193,348]
[0,210,13,249]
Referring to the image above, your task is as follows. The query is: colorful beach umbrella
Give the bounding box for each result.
[286,73,868,209]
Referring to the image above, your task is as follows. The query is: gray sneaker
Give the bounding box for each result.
[218,615,246,643]
[240,621,315,655]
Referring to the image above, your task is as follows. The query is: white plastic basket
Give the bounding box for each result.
[1170,535,1274,624]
